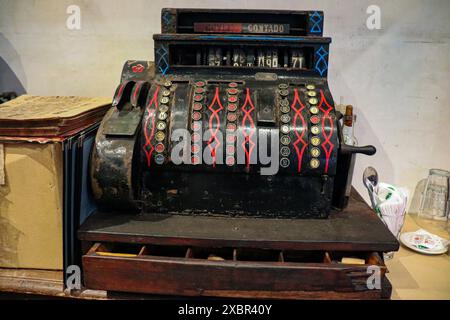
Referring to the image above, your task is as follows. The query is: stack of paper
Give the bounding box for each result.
[0,95,111,138]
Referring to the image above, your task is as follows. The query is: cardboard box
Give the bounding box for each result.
[0,95,109,270]
[0,142,63,270]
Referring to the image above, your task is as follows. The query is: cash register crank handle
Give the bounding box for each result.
[335,111,376,156]
[340,144,376,156]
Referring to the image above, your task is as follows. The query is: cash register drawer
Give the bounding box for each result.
[82,242,389,299]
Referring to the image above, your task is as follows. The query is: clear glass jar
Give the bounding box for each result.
[418,169,450,226]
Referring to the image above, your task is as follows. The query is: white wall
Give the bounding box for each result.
[1,0,449,207]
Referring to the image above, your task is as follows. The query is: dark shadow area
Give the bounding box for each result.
[0,33,26,96]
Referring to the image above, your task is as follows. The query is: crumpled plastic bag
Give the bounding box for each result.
[373,182,409,238]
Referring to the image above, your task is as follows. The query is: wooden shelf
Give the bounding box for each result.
[78,189,399,252]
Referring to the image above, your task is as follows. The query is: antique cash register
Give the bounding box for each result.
[79,9,398,299]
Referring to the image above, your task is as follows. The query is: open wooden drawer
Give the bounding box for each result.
[82,242,390,299]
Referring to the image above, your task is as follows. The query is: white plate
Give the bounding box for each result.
[399,232,448,255]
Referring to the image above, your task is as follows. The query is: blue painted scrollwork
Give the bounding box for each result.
[309,11,323,34]
[155,44,169,75]
[315,46,328,76]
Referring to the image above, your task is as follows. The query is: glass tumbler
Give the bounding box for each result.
[418,169,450,226]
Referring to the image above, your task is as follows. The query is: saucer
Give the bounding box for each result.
[400,230,448,255]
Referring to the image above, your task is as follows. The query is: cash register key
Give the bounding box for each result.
[156,121,166,131]
[163,81,172,88]
[191,133,201,143]
[310,147,321,158]
[155,143,165,153]
[278,83,289,90]
[311,125,320,135]
[310,106,319,115]
[226,156,235,166]
[159,105,169,113]
[191,144,200,154]
[281,124,290,134]
[310,158,320,169]
[227,113,237,122]
[310,115,320,124]
[160,97,170,104]
[311,136,321,146]
[194,87,205,94]
[228,95,238,103]
[227,103,237,112]
[226,123,237,131]
[280,114,291,123]
[279,99,289,107]
[228,82,238,88]
[155,131,166,142]
[306,84,315,90]
[309,98,318,105]
[226,145,235,155]
[193,94,204,102]
[192,111,202,121]
[162,90,171,97]
[193,102,203,111]
[307,91,317,97]
[155,154,165,165]
[227,88,238,95]
[280,146,291,157]
[226,134,236,143]
[280,105,290,114]
[280,158,290,168]
[195,81,205,87]
[191,155,200,165]
[158,112,168,121]
[191,122,201,131]
[281,135,291,145]
[279,89,289,97]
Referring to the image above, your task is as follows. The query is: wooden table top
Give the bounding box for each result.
[79,188,399,252]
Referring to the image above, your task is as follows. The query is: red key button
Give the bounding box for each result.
[194,87,205,94]
[191,155,200,165]
[191,144,200,154]
[226,135,236,143]
[310,115,320,124]
[227,88,238,95]
[228,96,238,103]
[155,143,165,153]
[195,81,205,87]
[191,121,201,131]
[228,82,238,88]
[193,102,203,111]
[226,145,235,155]
[227,103,237,112]
[192,111,202,121]
[226,123,237,131]
[227,113,237,122]
[191,133,201,143]
[226,156,235,166]
[193,94,203,102]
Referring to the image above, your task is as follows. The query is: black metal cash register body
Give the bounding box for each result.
[80,9,398,300]
[90,8,375,218]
